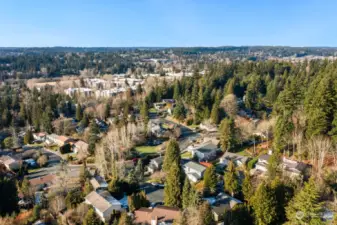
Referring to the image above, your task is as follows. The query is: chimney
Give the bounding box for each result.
[151,216,157,225]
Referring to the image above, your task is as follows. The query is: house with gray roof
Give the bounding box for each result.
[212,192,242,222]
[147,156,164,174]
[90,175,108,191]
[220,152,250,168]
[85,191,122,222]
[255,153,308,178]
[183,161,207,182]
[187,141,219,162]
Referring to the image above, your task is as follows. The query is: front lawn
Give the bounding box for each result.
[135,145,159,156]
[181,151,192,159]
[149,108,158,113]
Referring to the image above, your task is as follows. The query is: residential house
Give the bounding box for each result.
[187,141,218,162]
[183,161,207,182]
[148,120,164,137]
[255,154,308,178]
[153,102,166,111]
[219,152,250,168]
[85,191,122,222]
[134,206,180,225]
[147,156,164,174]
[46,134,72,147]
[73,140,88,154]
[212,193,242,222]
[33,132,47,142]
[200,123,218,132]
[29,174,56,191]
[90,176,108,191]
[0,155,20,170]
[140,183,164,207]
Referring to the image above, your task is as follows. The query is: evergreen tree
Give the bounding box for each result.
[224,161,239,197]
[223,204,254,225]
[118,212,133,225]
[41,106,53,133]
[173,101,186,122]
[273,115,294,151]
[76,103,83,121]
[198,202,215,225]
[267,152,281,180]
[83,208,102,225]
[24,129,33,145]
[286,178,323,225]
[81,114,89,128]
[203,165,217,196]
[0,177,19,216]
[173,80,181,100]
[251,182,277,225]
[210,103,220,125]
[104,103,110,120]
[163,139,181,172]
[164,161,182,208]
[140,101,149,129]
[134,160,144,182]
[219,118,236,152]
[65,189,84,209]
[84,180,94,195]
[88,121,99,155]
[108,178,123,199]
[242,171,254,203]
[127,191,149,212]
[182,177,191,208]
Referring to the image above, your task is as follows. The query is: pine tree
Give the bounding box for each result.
[118,212,133,225]
[173,101,186,122]
[242,171,254,203]
[273,115,294,152]
[88,121,99,155]
[219,118,236,152]
[182,177,191,208]
[134,160,144,182]
[0,177,19,216]
[267,152,281,180]
[198,202,215,225]
[108,178,123,199]
[140,101,149,129]
[76,103,83,121]
[286,178,323,225]
[24,129,33,145]
[41,106,53,133]
[224,161,239,197]
[164,161,182,208]
[83,208,102,225]
[163,139,181,172]
[203,165,217,196]
[210,103,220,125]
[173,80,181,100]
[251,181,277,225]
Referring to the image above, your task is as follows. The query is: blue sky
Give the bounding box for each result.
[0,0,336,47]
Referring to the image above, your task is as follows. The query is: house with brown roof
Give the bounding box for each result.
[29,174,56,191]
[73,140,89,154]
[85,191,122,222]
[0,155,20,170]
[46,134,72,147]
[134,205,180,225]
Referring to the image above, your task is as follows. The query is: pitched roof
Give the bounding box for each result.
[85,191,121,213]
[184,161,206,173]
[29,174,56,187]
[0,155,17,165]
[222,152,249,164]
[134,206,180,224]
[194,142,218,153]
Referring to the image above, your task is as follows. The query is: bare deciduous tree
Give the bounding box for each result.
[221,94,238,117]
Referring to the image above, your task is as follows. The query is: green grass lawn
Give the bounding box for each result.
[135,145,158,156]
[149,108,158,113]
[181,151,192,159]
